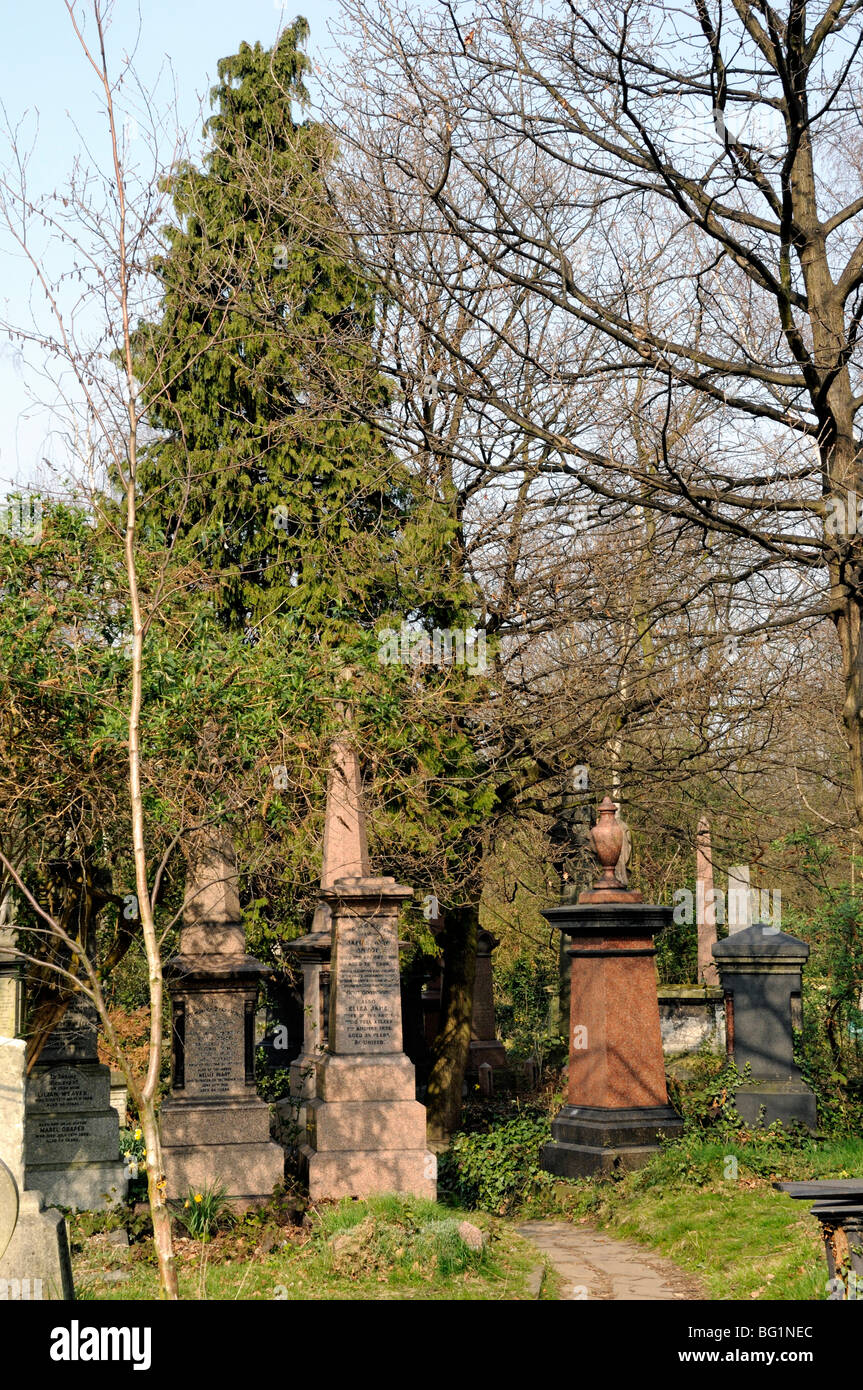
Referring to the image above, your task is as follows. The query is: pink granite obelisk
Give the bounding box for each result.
[696,817,719,986]
[301,741,435,1200]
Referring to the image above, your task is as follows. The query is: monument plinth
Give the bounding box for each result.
[468,929,507,1071]
[541,797,683,1177]
[160,831,284,1201]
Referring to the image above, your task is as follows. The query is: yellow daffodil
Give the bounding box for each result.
[184,1200,190,1208]
[134,1128,142,1141]
[194,1193,203,1204]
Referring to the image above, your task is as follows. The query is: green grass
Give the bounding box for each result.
[72,1194,544,1301]
[554,1135,863,1301]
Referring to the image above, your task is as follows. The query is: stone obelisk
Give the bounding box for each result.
[160,830,284,1201]
[301,740,436,1200]
[286,738,370,1127]
[696,817,719,986]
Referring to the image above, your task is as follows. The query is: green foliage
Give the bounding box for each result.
[438,1111,556,1214]
[173,1182,235,1242]
[495,949,559,1068]
[131,21,406,634]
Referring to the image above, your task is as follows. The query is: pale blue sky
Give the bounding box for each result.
[0,0,344,495]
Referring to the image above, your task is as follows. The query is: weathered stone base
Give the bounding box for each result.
[468,1039,508,1069]
[302,1145,436,1201]
[541,1104,684,1178]
[160,1097,285,1200]
[734,1080,817,1131]
[24,1160,126,1212]
[0,1190,74,1299]
[301,1054,435,1200]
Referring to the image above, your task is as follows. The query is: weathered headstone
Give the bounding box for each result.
[160,830,284,1201]
[541,796,683,1177]
[727,864,753,933]
[713,923,817,1129]
[696,817,720,985]
[0,1036,74,1299]
[24,995,127,1210]
[468,929,507,1071]
[301,742,435,1200]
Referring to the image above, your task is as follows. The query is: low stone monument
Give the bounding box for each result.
[160,830,285,1201]
[24,996,127,1210]
[468,929,507,1072]
[0,1036,74,1299]
[301,741,436,1200]
[713,923,817,1129]
[541,796,683,1177]
[774,1179,863,1296]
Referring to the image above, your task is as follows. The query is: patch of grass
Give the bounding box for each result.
[72,1194,543,1301]
[553,1134,863,1301]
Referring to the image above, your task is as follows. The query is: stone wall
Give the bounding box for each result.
[658,986,725,1056]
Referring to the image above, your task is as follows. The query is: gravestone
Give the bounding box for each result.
[468,929,507,1071]
[24,996,127,1210]
[696,817,719,985]
[160,830,285,1201]
[301,741,435,1200]
[0,1036,74,1299]
[713,923,817,1129]
[541,796,683,1177]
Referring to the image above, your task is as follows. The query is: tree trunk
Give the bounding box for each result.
[139,1100,179,1300]
[425,901,479,1145]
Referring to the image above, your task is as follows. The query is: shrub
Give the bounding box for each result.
[439,1112,556,1214]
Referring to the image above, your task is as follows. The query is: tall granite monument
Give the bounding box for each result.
[160,830,284,1201]
[301,741,436,1200]
[541,797,683,1177]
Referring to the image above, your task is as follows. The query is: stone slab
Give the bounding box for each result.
[734,1082,817,1131]
[39,998,99,1063]
[25,1161,127,1212]
[306,1098,427,1152]
[27,1063,112,1112]
[162,1141,285,1200]
[25,1109,123,1167]
[303,1145,436,1201]
[181,992,250,1100]
[0,1190,74,1300]
[160,1098,273,1147]
[315,1053,417,1102]
[330,916,403,1055]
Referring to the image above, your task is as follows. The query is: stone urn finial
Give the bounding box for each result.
[590,796,624,889]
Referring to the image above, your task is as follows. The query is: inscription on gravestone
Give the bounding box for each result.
[28,1067,96,1111]
[335,921,401,1054]
[186,999,242,1096]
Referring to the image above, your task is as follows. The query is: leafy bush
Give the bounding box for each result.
[439,1112,556,1214]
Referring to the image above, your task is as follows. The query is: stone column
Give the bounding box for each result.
[541,797,683,1178]
[713,923,817,1129]
[468,929,507,1070]
[302,869,435,1200]
[696,817,719,985]
[0,897,22,1039]
[160,829,285,1201]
